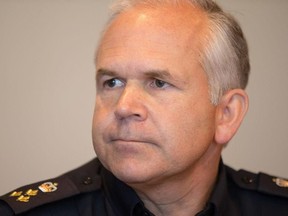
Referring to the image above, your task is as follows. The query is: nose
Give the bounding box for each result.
[114,85,148,121]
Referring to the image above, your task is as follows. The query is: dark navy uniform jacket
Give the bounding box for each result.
[1,158,288,215]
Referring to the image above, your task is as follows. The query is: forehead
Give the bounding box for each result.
[96,3,208,72]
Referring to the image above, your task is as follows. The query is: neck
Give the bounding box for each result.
[130,145,222,216]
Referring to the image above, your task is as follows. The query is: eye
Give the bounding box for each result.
[103,78,124,88]
[151,79,169,89]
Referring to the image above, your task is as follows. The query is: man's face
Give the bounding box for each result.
[93,5,217,185]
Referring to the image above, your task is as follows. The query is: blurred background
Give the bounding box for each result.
[1,0,288,195]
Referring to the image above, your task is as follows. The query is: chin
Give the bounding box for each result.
[108,160,155,184]
[115,172,147,184]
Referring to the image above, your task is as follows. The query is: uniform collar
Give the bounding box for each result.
[100,160,230,216]
[207,159,232,215]
[101,166,153,216]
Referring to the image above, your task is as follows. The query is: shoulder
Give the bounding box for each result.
[0,158,102,215]
[225,164,288,199]
[211,164,288,215]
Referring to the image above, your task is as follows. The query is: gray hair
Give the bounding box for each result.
[103,0,250,104]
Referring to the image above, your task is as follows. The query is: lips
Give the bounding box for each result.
[111,138,144,143]
[107,138,150,155]
[103,125,159,147]
[110,138,150,145]
[107,133,157,146]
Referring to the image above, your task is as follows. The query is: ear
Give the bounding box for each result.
[214,89,249,145]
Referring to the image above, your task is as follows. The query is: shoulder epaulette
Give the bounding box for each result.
[227,166,288,198]
[0,158,102,215]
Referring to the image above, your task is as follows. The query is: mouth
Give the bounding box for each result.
[110,138,152,147]
[109,135,157,149]
[111,138,144,143]
[109,133,156,144]
[108,139,150,155]
[105,130,158,149]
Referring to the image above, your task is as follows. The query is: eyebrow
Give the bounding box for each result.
[143,70,174,80]
[96,68,174,80]
[96,69,117,79]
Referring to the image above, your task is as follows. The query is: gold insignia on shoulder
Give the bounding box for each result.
[25,189,38,196]
[10,191,23,197]
[9,189,39,203]
[8,182,58,203]
[273,177,288,188]
[38,182,58,193]
[16,195,30,202]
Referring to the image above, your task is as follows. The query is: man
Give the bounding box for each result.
[1,0,288,215]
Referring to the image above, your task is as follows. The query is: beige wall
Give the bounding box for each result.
[0,0,287,195]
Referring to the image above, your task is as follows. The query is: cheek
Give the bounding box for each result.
[93,95,115,124]
[92,99,112,146]
[92,105,111,165]
[159,102,216,154]
[162,119,215,170]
